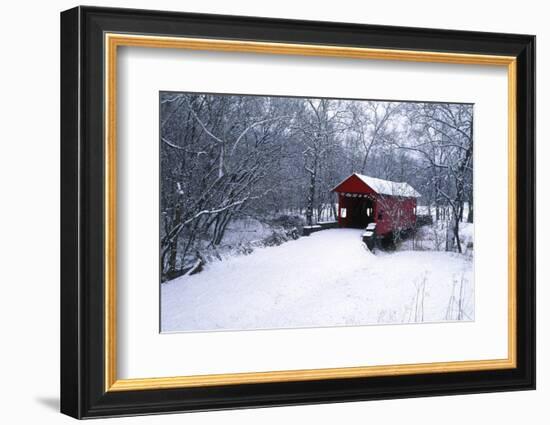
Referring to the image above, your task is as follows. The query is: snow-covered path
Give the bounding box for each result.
[161,229,473,332]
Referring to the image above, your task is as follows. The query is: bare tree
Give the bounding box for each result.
[398,103,473,253]
[160,94,294,278]
[292,99,348,225]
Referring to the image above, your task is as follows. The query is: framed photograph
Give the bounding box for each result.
[60,6,535,419]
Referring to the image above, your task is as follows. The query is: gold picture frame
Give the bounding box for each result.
[104,33,517,392]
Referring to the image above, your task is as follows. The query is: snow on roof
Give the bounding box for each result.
[354,173,421,198]
[332,173,421,198]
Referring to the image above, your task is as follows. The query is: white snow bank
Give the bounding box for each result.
[161,229,473,332]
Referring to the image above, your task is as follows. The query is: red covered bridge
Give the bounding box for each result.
[331,173,421,237]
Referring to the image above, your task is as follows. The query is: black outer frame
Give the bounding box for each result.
[60,5,535,419]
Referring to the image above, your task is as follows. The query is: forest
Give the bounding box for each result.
[160,92,473,282]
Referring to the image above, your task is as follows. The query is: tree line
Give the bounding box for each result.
[160,92,473,279]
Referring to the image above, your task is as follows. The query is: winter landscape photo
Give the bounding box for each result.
[159,92,474,333]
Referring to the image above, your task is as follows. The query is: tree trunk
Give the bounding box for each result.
[467,197,474,223]
[167,204,181,275]
[305,152,318,226]
[213,210,234,246]
[453,213,462,254]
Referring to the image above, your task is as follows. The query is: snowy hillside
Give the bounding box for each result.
[161,229,473,332]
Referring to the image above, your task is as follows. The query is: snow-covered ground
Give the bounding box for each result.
[161,228,474,332]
